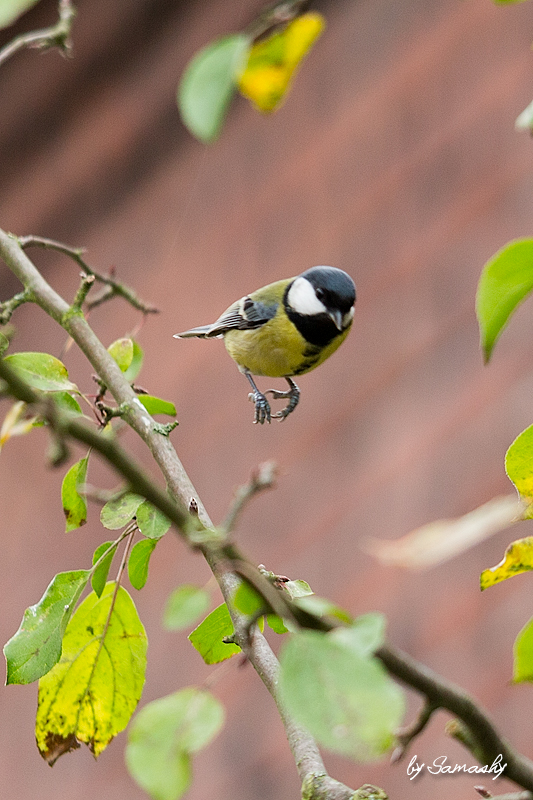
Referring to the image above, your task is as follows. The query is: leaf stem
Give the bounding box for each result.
[89,528,132,577]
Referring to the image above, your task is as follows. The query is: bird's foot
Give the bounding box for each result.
[248,391,271,424]
[266,383,300,421]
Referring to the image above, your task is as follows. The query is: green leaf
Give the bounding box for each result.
[53,391,83,416]
[128,539,158,590]
[294,594,353,624]
[266,614,289,634]
[126,687,224,800]
[476,239,533,362]
[493,0,530,4]
[107,337,134,372]
[505,425,533,516]
[0,331,9,354]
[61,456,89,532]
[232,581,266,616]
[188,603,240,664]
[5,351,77,392]
[330,613,386,657]
[123,340,144,382]
[0,0,40,29]
[36,584,147,762]
[138,395,177,417]
[136,500,171,539]
[163,585,211,631]
[91,541,117,597]
[178,34,250,143]
[283,579,313,599]
[480,536,533,589]
[514,616,533,682]
[100,491,144,529]
[278,631,405,761]
[4,570,89,684]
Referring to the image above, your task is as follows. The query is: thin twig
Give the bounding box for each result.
[246,0,311,41]
[376,644,533,792]
[391,699,437,763]
[221,460,277,533]
[19,235,159,314]
[0,0,76,68]
[71,273,95,312]
[0,288,33,324]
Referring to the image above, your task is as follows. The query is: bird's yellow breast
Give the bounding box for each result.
[223,306,351,378]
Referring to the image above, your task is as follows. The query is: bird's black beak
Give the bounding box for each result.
[328,308,344,331]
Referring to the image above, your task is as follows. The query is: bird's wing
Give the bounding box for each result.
[174,279,292,339]
[199,295,278,337]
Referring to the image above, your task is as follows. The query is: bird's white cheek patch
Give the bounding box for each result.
[287,277,327,316]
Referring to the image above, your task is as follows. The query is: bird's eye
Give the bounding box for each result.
[315,288,325,300]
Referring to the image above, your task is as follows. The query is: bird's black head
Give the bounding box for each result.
[284,266,356,347]
[301,266,356,315]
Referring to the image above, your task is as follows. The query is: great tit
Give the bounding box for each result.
[174,266,356,424]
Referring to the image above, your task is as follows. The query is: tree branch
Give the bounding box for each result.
[376,644,533,792]
[0,0,76,68]
[0,228,357,799]
[7,228,530,797]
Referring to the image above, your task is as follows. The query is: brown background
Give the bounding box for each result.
[2,0,533,797]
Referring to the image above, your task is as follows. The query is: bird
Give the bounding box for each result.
[174,266,356,424]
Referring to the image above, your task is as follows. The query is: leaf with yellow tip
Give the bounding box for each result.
[238,12,325,113]
[505,424,533,517]
[480,537,533,590]
[0,401,40,451]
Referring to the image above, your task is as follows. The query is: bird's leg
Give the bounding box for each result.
[245,372,271,424]
[266,377,300,421]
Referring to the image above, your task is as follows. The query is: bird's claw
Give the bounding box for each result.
[248,391,271,424]
[265,385,300,421]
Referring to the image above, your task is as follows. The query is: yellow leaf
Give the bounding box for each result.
[237,12,325,113]
[480,537,533,590]
[0,401,40,451]
[36,584,147,763]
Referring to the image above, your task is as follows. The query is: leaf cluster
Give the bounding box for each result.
[476,238,533,686]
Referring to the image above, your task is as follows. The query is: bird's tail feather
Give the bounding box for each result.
[173,325,213,339]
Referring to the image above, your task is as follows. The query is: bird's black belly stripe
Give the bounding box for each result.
[293,345,322,375]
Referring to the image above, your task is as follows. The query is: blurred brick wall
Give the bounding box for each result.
[2,0,533,798]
